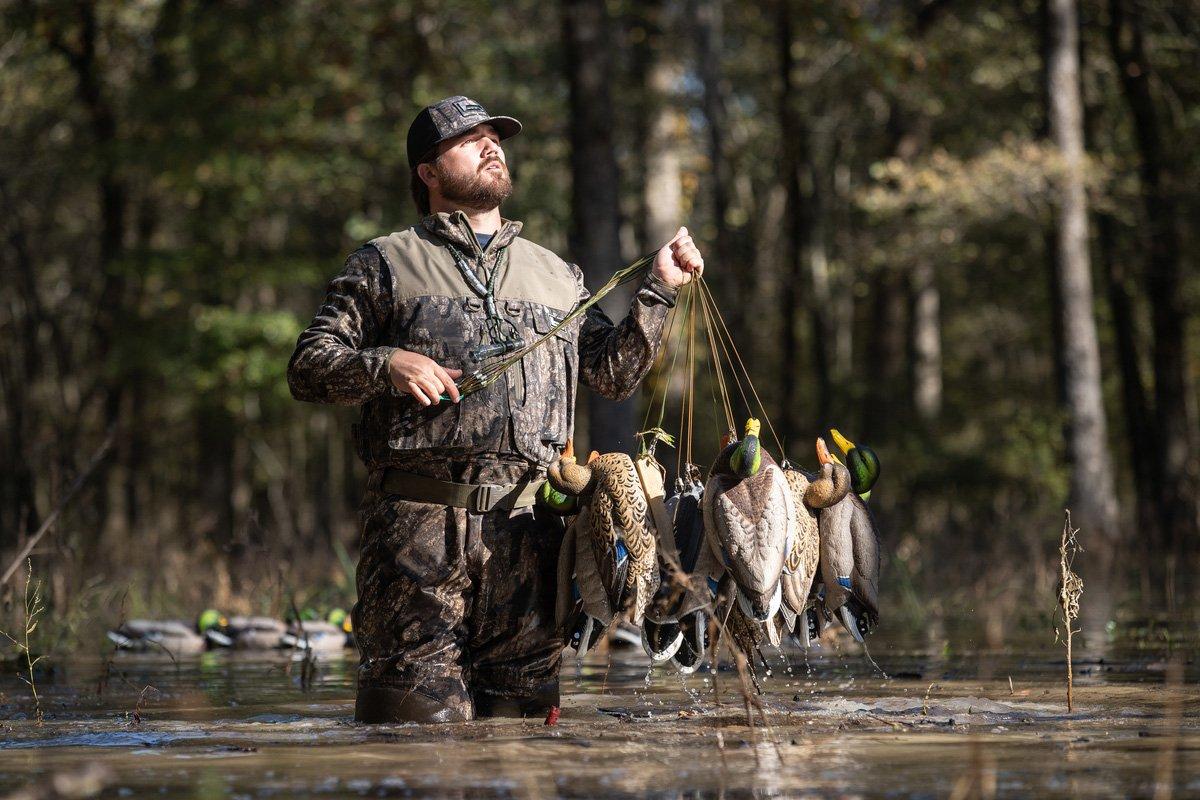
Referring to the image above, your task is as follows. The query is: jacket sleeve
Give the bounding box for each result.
[573,263,679,402]
[287,246,397,405]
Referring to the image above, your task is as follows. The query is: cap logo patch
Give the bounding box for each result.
[454,100,486,117]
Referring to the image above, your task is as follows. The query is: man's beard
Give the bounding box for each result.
[434,159,513,211]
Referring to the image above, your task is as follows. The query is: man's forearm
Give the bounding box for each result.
[287,338,396,406]
[578,272,678,402]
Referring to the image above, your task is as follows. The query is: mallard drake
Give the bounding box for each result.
[829,428,880,501]
[815,435,881,642]
[549,443,662,638]
[641,470,719,673]
[702,419,796,625]
[107,609,229,656]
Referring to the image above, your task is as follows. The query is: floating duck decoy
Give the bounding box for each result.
[815,434,882,642]
[549,441,657,655]
[702,419,797,627]
[207,615,287,650]
[107,609,229,656]
[281,610,352,655]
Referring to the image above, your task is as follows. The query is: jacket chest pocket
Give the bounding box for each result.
[509,303,580,463]
[386,297,497,452]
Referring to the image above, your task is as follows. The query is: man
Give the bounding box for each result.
[287,95,704,724]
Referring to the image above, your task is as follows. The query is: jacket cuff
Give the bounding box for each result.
[639,271,680,308]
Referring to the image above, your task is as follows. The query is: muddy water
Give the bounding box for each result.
[1,627,1197,798]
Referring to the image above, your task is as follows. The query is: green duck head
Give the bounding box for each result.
[729,418,763,479]
[830,428,879,501]
[327,608,353,633]
[196,608,226,634]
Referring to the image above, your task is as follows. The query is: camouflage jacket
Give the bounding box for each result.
[287,210,678,473]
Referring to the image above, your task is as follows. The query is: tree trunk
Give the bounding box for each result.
[562,0,636,454]
[1108,0,1198,557]
[1046,0,1120,547]
[910,259,942,421]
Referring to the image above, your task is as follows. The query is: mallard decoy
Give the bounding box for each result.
[327,607,356,648]
[641,468,719,673]
[702,419,797,625]
[815,436,881,642]
[281,610,352,655]
[779,441,853,647]
[206,615,287,650]
[829,428,880,501]
[547,443,657,626]
[108,609,229,656]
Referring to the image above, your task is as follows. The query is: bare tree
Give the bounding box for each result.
[1045,0,1120,546]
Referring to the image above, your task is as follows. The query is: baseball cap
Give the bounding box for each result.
[406,96,522,170]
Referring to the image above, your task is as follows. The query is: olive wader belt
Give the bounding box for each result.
[377,469,541,513]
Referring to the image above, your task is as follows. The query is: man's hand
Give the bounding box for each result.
[388,349,462,406]
[652,227,705,288]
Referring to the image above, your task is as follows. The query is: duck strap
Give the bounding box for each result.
[634,454,677,570]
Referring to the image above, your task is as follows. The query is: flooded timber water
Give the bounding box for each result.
[0,621,1197,798]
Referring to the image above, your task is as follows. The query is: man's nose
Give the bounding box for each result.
[481,139,502,160]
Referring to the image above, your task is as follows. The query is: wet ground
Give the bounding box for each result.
[1,626,1197,798]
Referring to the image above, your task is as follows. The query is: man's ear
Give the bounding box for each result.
[417,162,438,190]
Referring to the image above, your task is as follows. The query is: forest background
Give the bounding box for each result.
[1,0,1196,655]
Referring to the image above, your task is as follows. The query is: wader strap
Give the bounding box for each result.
[377,469,540,513]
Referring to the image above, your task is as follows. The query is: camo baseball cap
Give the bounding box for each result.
[406,96,522,169]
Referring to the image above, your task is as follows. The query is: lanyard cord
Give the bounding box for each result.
[444,242,521,361]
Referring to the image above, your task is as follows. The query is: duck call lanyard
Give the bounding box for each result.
[444,241,523,362]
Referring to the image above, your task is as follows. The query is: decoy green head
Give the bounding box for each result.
[196,608,225,633]
[730,418,762,478]
[830,428,879,501]
[327,608,347,627]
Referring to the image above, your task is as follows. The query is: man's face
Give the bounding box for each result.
[424,123,513,211]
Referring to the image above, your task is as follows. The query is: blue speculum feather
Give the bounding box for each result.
[837,576,852,589]
[616,539,629,563]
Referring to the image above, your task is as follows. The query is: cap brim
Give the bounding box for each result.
[480,116,521,140]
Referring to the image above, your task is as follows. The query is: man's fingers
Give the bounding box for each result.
[666,226,688,247]
[445,366,463,378]
[417,376,444,404]
[407,381,432,406]
[435,365,461,403]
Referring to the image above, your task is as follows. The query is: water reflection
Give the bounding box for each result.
[0,618,1195,798]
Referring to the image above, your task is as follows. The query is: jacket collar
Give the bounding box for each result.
[420,210,523,257]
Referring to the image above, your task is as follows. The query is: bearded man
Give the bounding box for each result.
[288,96,704,724]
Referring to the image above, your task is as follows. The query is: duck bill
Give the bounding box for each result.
[830,428,856,457]
[815,437,831,465]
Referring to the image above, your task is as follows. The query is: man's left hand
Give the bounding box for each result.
[652,227,705,288]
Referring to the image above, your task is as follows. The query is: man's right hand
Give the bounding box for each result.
[388,349,462,406]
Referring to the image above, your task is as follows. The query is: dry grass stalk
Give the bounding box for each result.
[0,560,47,725]
[1056,510,1084,712]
